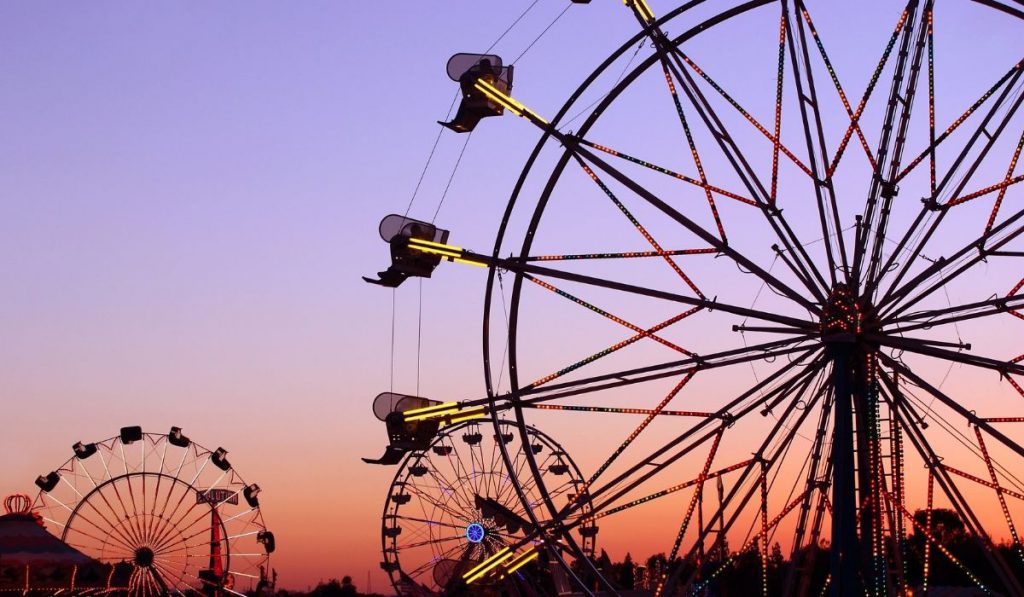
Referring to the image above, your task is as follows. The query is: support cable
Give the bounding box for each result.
[512,4,572,65]
[431,131,473,224]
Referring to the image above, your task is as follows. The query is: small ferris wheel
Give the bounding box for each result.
[32,426,275,596]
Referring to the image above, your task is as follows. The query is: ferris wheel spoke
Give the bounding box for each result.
[871,67,1024,303]
[575,370,697,498]
[941,464,1024,503]
[148,517,197,557]
[516,336,815,414]
[522,247,718,262]
[881,353,1024,462]
[982,132,1024,238]
[884,291,1024,331]
[670,373,829,591]
[145,471,165,545]
[514,454,563,505]
[573,137,757,209]
[405,540,472,580]
[404,482,476,524]
[882,489,994,591]
[876,334,1024,376]
[659,429,724,585]
[491,462,522,513]
[581,457,750,524]
[460,440,485,510]
[101,475,146,547]
[504,255,816,328]
[60,476,135,546]
[827,5,909,176]
[525,305,703,389]
[653,58,730,244]
[880,374,1024,593]
[149,493,207,553]
[397,534,466,551]
[563,353,823,522]
[569,137,825,310]
[877,203,1024,319]
[663,28,815,181]
[520,333,815,409]
[422,454,476,515]
[783,1,851,281]
[444,447,485,517]
[524,273,694,355]
[641,25,835,302]
[66,518,138,555]
[785,386,834,577]
[794,4,878,177]
[883,373,1024,496]
[437,453,477,521]
[770,9,787,204]
[154,475,217,550]
[525,403,713,418]
[690,484,815,593]
[70,484,144,549]
[896,55,1024,186]
[165,514,215,550]
[974,427,1024,554]
[570,155,707,298]
[858,1,932,295]
[394,514,466,532]
[122,469,149,547]
[945,132,1024,207]
[488,435,506,501]
[150,555,189,586]
[147,499,190,556]
[156,499,217,549]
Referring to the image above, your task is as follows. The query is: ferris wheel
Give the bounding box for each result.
[366,0,1024,594]
[376,415,595,595]
[31,426,275,596]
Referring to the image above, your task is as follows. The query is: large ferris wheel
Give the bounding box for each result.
[366,0,1024,594]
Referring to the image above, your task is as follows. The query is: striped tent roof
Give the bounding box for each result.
[0,494,130,592]
[0,512,93,566]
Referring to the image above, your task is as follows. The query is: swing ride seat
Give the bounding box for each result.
[362,392,444,465]
[439,53,514,133]
[363,214,451,288]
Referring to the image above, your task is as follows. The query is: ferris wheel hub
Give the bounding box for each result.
[821,284,879,343]
[466,522,487,543]
[134,546,155,568]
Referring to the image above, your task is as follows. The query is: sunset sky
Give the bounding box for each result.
[3,1,1024,593]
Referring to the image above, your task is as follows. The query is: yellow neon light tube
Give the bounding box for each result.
[405,409,458,422]
[624,0,654,23]
[474,80,550,126]
[403,401,457,416]
[505,549,540,575]
[408,238,465,252]
[447,408,487,425]
[409,245,463,259]
[463,547,511,580]
[465,549,516,584]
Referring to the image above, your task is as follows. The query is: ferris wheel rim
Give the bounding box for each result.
[474,0,1024,593]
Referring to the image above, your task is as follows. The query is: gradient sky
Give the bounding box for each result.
[2,1,1023,593]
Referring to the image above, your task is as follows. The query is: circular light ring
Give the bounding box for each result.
[466,522,486,544]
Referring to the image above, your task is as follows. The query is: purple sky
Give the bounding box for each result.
[2,1,1023,592]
